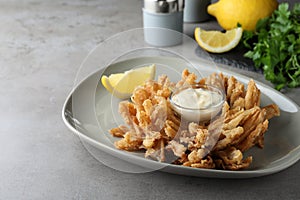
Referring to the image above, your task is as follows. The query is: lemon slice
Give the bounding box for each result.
[101,64,156,99]
[194,27,243,53]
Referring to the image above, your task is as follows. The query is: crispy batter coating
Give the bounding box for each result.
[166,140,187,158]
[214,147,253,170]
[263,104,280,120]
[237,120,269,152]
[245,79,261,109]
[184,155,215,169]
[109,125,129,137]
[109,69,280,170]
[114,131,143,151]
[213,127,244,151]
[176,69,198,87]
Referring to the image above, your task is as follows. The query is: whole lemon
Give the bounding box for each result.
[207,0,278,31]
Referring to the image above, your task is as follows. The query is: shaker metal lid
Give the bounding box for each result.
[144,0,184,13]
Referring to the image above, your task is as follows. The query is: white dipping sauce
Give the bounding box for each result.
[172,88,222,109]
[171,87,224,122]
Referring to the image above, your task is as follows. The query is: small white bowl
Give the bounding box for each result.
[169,84,225,122]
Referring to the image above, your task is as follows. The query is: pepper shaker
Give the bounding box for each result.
[184,0,211,22]
[143,0,184,47]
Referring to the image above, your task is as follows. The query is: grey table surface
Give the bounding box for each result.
[1,0,300,199]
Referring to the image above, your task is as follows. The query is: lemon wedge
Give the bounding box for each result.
[101,64,156,99]
[194,27,243,53]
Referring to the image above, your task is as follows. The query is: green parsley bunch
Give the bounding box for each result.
[243,3,300,90]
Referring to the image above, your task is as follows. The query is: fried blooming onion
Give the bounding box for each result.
[109,69,280,170]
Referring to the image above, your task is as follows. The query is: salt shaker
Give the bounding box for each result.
[143,0,184,47]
